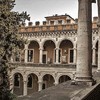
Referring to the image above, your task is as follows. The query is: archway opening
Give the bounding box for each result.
[43,40,56,64]
[96,41,98,65]
[42,74,55,89]
[13,73,23,96]
[59,40,73,64]
[28,41,39,63]
[27,74,38,95]
[59,75,71,84]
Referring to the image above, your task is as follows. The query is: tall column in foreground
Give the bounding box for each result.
[97,0,100,71]
[75,0,94,84]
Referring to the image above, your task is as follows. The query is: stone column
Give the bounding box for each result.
[25,44,28,63]
[97,0,100,71]
[73,47,77,64]
[55,48,59,64]
[75,0,94,84]
[92,47,96,65]
[39,47,43,64]
[38,80,43,91]
[23,78,27,96]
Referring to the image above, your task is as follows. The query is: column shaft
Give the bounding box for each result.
[73,48,76,64]
[92,48,96,65]
[23,80,27,96]
[56,48,59,64]
[39,48,43,64]
[76,0,93,83]
[25,44,28,63]
[38,81,43,91]
[97,0,100,71]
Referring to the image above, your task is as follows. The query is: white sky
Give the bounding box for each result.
[13,0,98,24]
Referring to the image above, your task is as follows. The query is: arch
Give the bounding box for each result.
[42,74,55,89]
[42,39,56,48]
[13,73,23,96]
[28,40,39,49]
[57,38,74,48]
[59,75,71,84]
[28,40,40,63]
[59,39,74,64]
[27,73,38,95]
[42,40,56,64]
[28,39,40,47]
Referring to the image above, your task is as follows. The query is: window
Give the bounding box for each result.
[67,19,71,24]
[14,74,20,87]
[58,20,62,24]
[69,49,74,63]
[28,50,33,62]
[27,75,33,88]
[50,21,54,25]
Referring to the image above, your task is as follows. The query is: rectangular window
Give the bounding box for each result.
[58,20,62,24]
[28,50,33,62]
[69,49,74,63]
[50,21,54,25]
[67,19,71,24]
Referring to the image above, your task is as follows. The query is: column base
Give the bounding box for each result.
[75,77,96,86]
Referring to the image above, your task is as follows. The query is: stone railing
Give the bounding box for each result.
[19,24,78,33]
[11,62,76,68]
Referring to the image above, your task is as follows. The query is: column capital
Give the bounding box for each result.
[39,47,43,50]
[92,47,96,50]
[55,47,60,50]
[73,47,77,50]
[25,44,28,49]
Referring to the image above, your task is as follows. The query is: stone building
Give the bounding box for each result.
[9,14,99,96]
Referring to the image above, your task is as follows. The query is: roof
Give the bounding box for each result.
[45,14,75,21]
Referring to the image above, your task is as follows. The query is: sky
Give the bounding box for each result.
[13,0,98,25]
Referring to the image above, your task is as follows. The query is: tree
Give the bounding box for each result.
[0,0,30,100]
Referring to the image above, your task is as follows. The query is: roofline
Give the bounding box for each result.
[45,14,75,21]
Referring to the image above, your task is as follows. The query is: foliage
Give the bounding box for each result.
[0,0,30,100]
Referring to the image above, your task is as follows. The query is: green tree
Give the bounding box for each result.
[0,0,30,100]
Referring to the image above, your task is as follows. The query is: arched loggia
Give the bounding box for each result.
[27,73,38,95]
[42,74,55,89]
[13,73,23,96]
[59,39,73,64]
[28,41,39,63]
[59,75,71,84]
[42,40,56,64]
